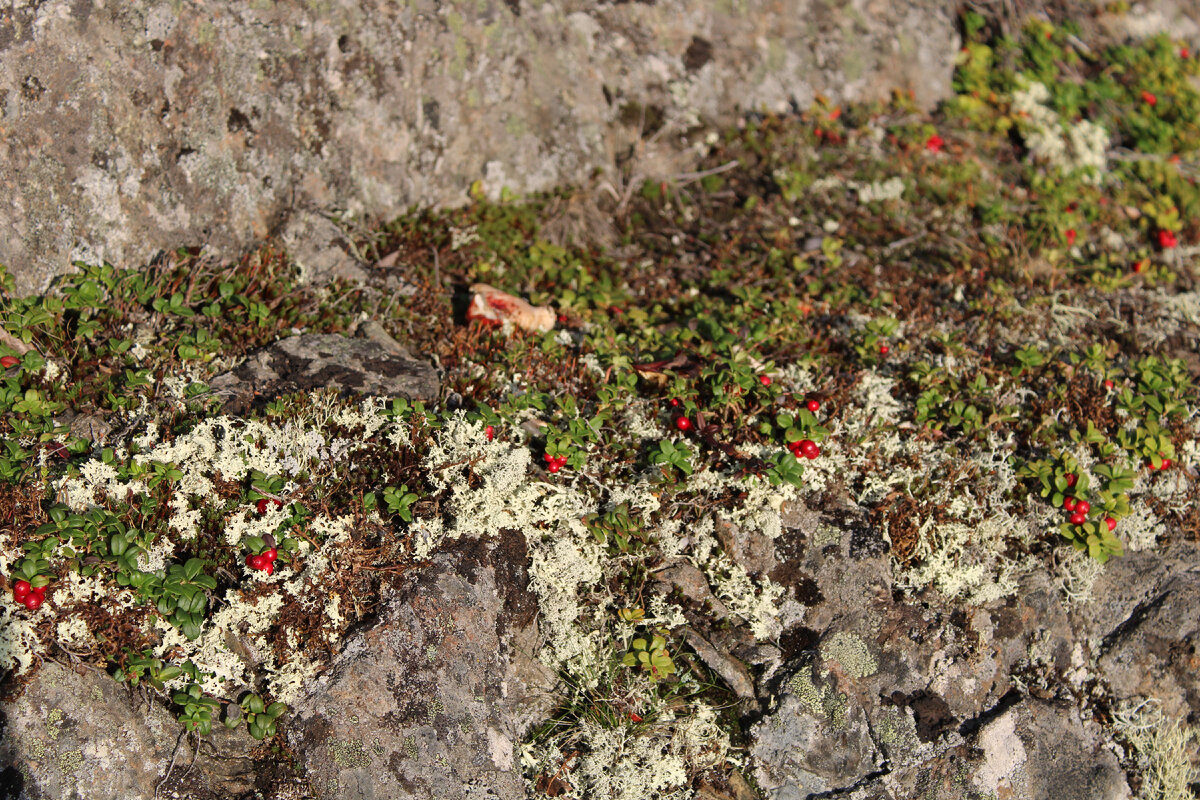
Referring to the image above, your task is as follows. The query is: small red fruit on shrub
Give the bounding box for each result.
[1063,497,1077,511]
[1069,511,1087,525]
[807,399,821,413]
[675,416,692,431]
[1105,517,1117,532]
[0,356,17,369]
[23,594,42,610]
[1075,500,1091,515]
[12,580,30,600]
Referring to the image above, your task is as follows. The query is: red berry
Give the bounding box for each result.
[760,375,772,386]
[33,585,45,597]
[1069,511,1087,525]
[264,562,275,576]
[23,594,42,611]
[543,452,555,463]
[555,455,569,468]
[1104,379,1114,390]
[256,499,270,514]
[675,416,692,431]
[246,554,257,568]
[1065,474,1077,487]
[547,463,561,473]
[1133,259,1146,273]
[1105,517,1116,532]
[798,439,819,459]
[1158,229,1178,249]
[925,134,945,153]
[879,344,889,355]
[263,548,278,562]
[1065,229,1077,245]
[249,555,267,571]
[485,425,495,441]
[1076,500,1090,515]
[1063,496,1077,511]
[1183,48,1191,59]
[806,399,821,413]
[668,398,681,407]
[12,580,30,600]
[1161,458,1172,469]
[1141,90,1158,106]
[0,356,17,369]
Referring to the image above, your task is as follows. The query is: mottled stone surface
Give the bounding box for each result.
[0,0,961,295]
[0,662,257,800]
[208,333,439,414]
[285,532,554,800]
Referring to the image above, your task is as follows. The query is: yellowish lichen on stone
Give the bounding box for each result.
[328,738,372,769]
[821,632,877,679]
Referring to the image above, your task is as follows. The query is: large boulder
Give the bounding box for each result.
[285,531,555,800]
[0,0,961,294]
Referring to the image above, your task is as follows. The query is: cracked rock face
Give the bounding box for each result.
[0,0,960,295]
[285,531,555,800]
[208,334,440,415]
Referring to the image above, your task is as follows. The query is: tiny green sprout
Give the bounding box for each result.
[238,692,287,740]
[648,438,694,478]
[173,683,220,736]
[618,607,645,623]
[621,632,677,680]
[381,485,419,522]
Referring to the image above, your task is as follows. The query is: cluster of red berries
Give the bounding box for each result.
[1060,474,1117,531]
[1157,230,1179,249]
[544,452,569,473]
[12,580,46,610]
[0,355,18,369]
[789,439,821,459]
[246,548,279,575]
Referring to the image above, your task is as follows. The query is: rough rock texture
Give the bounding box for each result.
[285,532,555,800]
[1077,541,1200,721]
[0,662,257,800]
[0,0,961,294]
[209,333,439,414]
[746,496,1146,800]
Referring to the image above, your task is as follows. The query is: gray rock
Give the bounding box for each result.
[967,698,1130,800]
[0,0,961,295]
[751,654,883,799]
[286,531,555,800]
[0,661,257,800]
[1091,558,1200,721]
[208,333,439,414]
